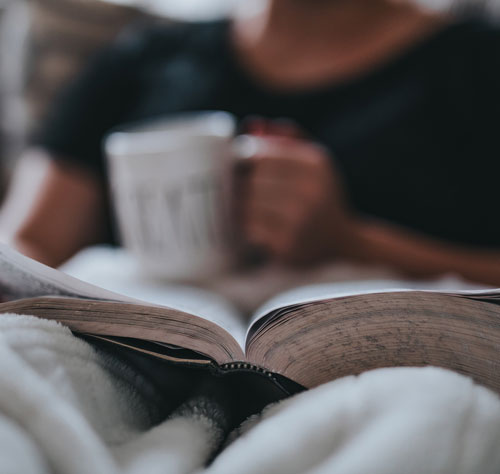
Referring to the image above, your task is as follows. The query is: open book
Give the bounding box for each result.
[1,243,500,400]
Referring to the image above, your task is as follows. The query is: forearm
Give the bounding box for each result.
[346,218,500,287]
[1,151,109,267]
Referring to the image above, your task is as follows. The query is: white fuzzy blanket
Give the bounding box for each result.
[1,314,500,474]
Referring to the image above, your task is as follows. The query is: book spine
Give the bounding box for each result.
[219,362,278,380]
[217,362,305,396]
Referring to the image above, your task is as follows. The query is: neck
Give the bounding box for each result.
[268,0,391,34]
[235,0,427,49]
[231,0,444,91]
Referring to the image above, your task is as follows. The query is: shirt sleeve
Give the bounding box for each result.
[31,24,187,176]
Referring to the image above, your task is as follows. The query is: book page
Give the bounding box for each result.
[246,291,500,390]
[61,246,246,348]
[248,277,497,339]
[0,243,246,349]
[0,243,137,302]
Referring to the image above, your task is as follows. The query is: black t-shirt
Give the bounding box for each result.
[34,17,500,247]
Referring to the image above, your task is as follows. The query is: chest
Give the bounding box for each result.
[126,53,467,206]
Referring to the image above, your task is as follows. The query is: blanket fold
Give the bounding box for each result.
[0,313,500,474]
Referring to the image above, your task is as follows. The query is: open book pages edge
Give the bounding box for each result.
[0,243,140,302]
[0,243,247,349]
[247,279,499,340]
[2,243,498,358]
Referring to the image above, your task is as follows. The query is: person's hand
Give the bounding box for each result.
[236,133,355,266]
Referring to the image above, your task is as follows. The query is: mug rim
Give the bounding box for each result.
[105,110,236,157]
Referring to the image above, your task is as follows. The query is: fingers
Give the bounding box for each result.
[235,134,327,167]
[237,135,337,262]
[241,116,306,139]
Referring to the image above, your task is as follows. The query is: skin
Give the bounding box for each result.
[7,153,109,267]
[2,0,500,286]
[239,128,500,285]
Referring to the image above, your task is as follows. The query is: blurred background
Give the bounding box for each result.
[0,0,245,190]
[0,0,496,199]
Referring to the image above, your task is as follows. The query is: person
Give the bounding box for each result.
[2,0,500,286]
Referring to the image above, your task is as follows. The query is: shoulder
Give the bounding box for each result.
[112,19,229,62]
[434,16,500,75]
[426,17,500,113]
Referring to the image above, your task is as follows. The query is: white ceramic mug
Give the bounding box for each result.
[105,111,237,281]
